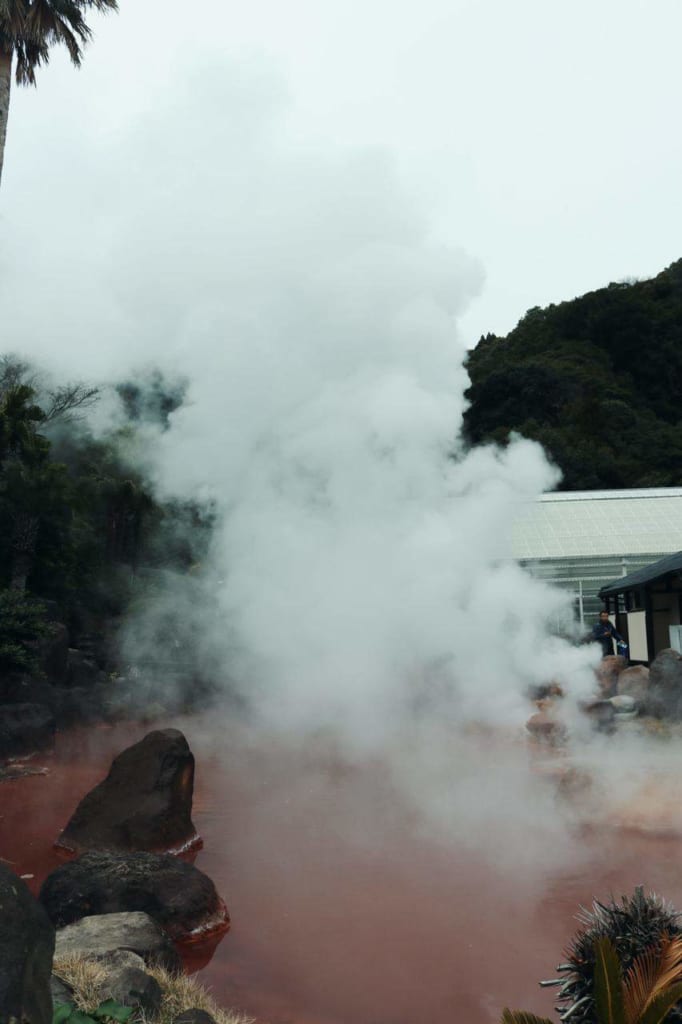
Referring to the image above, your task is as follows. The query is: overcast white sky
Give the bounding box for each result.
[2,0,682,346]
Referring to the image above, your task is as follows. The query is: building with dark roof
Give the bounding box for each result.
[599,551,682,663]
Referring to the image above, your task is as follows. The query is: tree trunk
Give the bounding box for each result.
[0,46,12,188]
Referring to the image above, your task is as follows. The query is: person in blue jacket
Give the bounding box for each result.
[592,609,625,658]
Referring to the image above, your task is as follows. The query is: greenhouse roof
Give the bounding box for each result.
[512,487,682,560]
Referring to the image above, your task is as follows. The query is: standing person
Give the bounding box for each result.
[592,609,625,658]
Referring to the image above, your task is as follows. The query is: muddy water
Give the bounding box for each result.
[3,718,682,1024]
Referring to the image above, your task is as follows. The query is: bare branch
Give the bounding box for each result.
[43,382,100,422]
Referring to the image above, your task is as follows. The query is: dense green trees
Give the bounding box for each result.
[0,0,118,184]
[463,259,682,490]
[0,359,210,665]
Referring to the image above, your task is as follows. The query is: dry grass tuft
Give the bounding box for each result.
[52,954,109,1011]
[53,955,253,1024]
[146,965,254,1024]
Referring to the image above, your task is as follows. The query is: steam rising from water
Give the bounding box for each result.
[1,58,605,867]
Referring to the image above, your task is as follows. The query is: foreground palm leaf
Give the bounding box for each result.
[503,932,682,1024]
[0,0,118,183]
[500,1011,554,1024]
[624,938,682,1024]
[638,985,682,1024]
[557,890,682,1024]
[594,936,627,1024]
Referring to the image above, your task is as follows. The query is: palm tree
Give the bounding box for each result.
[0,0,118,185]
[502,935,682,1024]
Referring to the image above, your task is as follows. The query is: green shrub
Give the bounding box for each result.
[0,589,49,674]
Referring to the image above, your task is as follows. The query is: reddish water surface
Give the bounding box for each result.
[3,716,682,1024]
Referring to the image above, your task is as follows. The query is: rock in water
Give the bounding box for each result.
[40,850,229,940]
[56,729,199,854]
[0,863,55,1024]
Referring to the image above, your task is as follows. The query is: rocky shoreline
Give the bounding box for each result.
[0,726,242,1024]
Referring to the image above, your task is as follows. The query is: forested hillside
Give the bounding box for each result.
[0,358,212,679]
[463,259,682,490]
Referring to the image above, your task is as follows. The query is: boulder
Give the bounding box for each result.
[595,655,628,697]
[90,951,162,1016]
[525,711,567,744]
[0,702,55,759]
[174,1012,218,1024]
[617,665,649,704]
[648,648,682,718]
[580,698,617,732]
[56,728,199,854]
[54,911,181,972]
[40,851,229,940]
[0,863,56,1024]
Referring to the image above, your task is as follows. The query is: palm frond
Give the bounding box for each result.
[500,1010,555,1024]
[2,0,117,82]
[637,983,682,1024]
[624,935,682,1024]
[594,936,627,1024]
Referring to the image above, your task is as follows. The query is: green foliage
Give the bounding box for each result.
[464,259,682,490]
[53,1001,134,1024]
[0,589,48,673]
[594,935,626,1024]
[0,356,214,687]
[504,934,682,1024]
[503,891,682,1024]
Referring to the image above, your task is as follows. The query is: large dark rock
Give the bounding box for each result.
[0,702,55,759]
[40,851,228,940]
[54,911,181,972]
[56,729,199,854]
[648,648,682,718]
[0,863,56,1024]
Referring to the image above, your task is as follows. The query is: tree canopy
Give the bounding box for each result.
[463,259,682,490]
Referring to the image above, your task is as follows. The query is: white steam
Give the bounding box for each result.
[0,51,605,864]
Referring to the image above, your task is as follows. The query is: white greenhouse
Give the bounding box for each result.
[511,488,682,627]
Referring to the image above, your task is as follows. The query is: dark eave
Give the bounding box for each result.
[599,550,682,598]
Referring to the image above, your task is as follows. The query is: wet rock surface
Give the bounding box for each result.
[57,728,199,854]
[0,863,56,1024]
[54,911,181,972]
[41,850,228,939]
